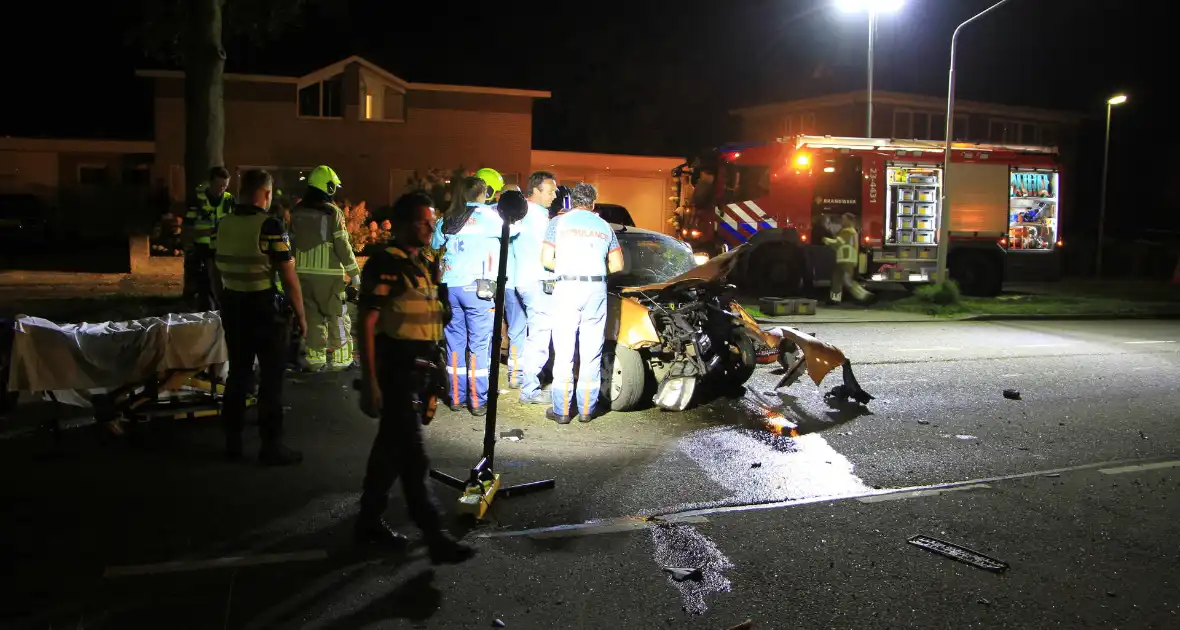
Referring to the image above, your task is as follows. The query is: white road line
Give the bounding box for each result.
[1014,344,1071,348]
[1125,340,1176,345]
[896,347,960,352]
[857,484,992,503]
[103,549,328,578]
[476,515,709,539]
[1098,460,1180,475]
[1000,373,1024,377]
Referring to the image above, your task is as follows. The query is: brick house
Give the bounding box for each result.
[730,90,1084,149]
[136,56,550,208]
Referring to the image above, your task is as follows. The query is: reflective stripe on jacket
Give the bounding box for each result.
[216,213,274,292]
[378,246,444,342]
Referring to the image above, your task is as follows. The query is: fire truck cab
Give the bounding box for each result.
[681,135,1063,297]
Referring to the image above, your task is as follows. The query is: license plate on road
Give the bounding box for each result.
[907,535,1009,572]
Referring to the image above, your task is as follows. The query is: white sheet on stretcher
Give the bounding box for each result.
[6,312,228,402]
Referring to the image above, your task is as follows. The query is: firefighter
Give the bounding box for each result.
[288,166,362,371]
[516,171,558,404]
[353,191,475,563]
[185,166,234,311]
[541,183,624,423]
[431,172,508,416]
[823,212,874,305]
[215,169,307,465]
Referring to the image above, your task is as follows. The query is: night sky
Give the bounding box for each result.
[3,0,1173,233]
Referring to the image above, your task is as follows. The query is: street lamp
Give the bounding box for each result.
[937,0,1018,285]
[1096,94,1128,277]
[836,0,904,137]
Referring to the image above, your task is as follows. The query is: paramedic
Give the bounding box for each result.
[516,171,558,404]
[431,174,504,415]
[185,166,234,311]
[541,183,624,423]
[354,191,475,563]
[215,169,307,465]
[288,165,362,371]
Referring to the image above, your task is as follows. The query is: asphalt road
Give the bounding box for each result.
[2,319,1178,629]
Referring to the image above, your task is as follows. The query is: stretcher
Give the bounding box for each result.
[3,312,249,438]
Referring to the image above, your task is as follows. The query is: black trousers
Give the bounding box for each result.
[185,245,222,311]
[358,336,443,533]
[221,288,291,443]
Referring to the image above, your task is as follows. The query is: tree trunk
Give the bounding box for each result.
[184,0,226,201]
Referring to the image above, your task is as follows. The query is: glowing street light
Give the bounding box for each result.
[835,0,904,136]
[1096,94,1128,277]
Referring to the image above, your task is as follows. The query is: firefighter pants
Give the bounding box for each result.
[358,336,444,532]
[517,281,552,401]
[185,245,222,312]
[444,283,494,410]
[299,274,351,368]
[504,286,528,388]
[830,262,872,303]
[221,288,290,445]
[550,281,607,418]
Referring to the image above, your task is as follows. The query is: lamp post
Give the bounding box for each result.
[836,0,903,137]
[1096,94,1127,277]
[937,0,1018,285]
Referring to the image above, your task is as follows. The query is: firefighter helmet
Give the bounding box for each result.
[307,165,342,196]
[474,168,504,199]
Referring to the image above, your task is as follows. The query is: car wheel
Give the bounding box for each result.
[725,330,757,387]
[603,344,646,411]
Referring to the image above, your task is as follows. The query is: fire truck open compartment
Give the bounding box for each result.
[873,164,942,282]
[1008,168,1060,251]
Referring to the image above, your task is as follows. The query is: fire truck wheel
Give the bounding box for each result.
[603,343,647,412]
[950,250,1004,297]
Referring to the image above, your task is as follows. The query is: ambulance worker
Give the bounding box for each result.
[516,171,558,404]
[431,174,505,416]
[541,183,624,423]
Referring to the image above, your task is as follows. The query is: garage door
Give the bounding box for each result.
[595,176,667,233]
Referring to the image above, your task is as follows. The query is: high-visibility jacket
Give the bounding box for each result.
[376,246,445,342]
[187,187,234,248]
[832,226,860,264]
[289,201,360,279]
[216,213,275,292]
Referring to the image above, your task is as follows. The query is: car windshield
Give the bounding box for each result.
[611,231,697,287]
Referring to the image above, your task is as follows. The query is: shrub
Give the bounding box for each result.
[914,280,962,306]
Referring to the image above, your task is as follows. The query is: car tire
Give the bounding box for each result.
[725,330,757,387]
[603,344,646,412]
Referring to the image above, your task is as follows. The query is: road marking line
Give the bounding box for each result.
[1014,344,1070,348]
[1000,373,1024,377]
[896,347,960,352]
[103,549,328,578]
[476,515,709,539]
[857,484,992,503]
[1098,460,1180,475]
[1124,340,1176,345]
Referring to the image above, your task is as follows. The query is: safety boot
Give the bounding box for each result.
[546,409,572,425]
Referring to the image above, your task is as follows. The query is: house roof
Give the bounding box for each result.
[135,55,551,99]
[730,90,1084,124]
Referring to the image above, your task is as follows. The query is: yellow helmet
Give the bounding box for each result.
[475,167,504,199]
[307,165,342,196]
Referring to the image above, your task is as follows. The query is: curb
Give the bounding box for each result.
[753,312,1180,324]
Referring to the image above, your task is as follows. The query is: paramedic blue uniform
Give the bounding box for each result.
[432,203,504,412]
[545,209,620,419]
[516,200,555,403]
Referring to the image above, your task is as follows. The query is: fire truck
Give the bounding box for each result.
[675,135,1063,296]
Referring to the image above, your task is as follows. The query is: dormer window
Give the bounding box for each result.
[359,68,406,123]
[298,74,343,118]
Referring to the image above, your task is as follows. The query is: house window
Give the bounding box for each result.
[122,166,151,187]
[1021,123,1039,145]
[783,115,797,136]
[929,114,969,141]
[1041,124,1058,147]
[78,165,110,186]
[298,74,344,118]
[801,112,816,134]
[383,88,405,122]
[893,110,912,138]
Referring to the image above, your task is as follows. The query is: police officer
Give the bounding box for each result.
[354,191,476,563]
[215,169,307,465]
[541,183,624,423]
[516,172,558,404]
[185,166,234,311]
[289,166,362,371]
[431,170,513,416]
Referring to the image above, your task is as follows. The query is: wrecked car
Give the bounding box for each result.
[604,225,871,411]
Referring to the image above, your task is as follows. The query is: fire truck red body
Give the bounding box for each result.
[681,135,1063,296]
